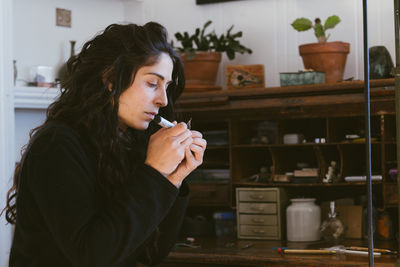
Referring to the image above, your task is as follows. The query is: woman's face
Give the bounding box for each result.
[118,52,174,130]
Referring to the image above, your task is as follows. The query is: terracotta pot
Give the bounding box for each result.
[180,52,222,85]
[299,41,350,83]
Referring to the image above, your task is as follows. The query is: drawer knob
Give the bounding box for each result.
[250,194,264,200]
[250,205,264,211]
[252,229,265,234]
[252,218,265,223]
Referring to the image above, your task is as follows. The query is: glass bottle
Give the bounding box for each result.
[57,40,76,84]
[320,201,345,242]
[13,60,17,85]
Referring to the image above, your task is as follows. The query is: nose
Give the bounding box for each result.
[155,86,168,107]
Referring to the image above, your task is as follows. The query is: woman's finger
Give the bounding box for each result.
[189,144,204,163]
[174,130,192,144]
[185,146,196,165]
[167,122,188,136]
[180,136,193,148]
[192,137,207,149]
[190,144,203,153]
[190,130,203,138]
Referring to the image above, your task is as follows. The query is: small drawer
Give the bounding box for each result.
[239,214,278,225]
[238,202,277,214]
[238,190,277,202]
[239,225,278,237]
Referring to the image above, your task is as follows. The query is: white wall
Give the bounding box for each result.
[0,0,15,266]
[124,0,395,87]
[13,0,396,87]
[13,0,126,83]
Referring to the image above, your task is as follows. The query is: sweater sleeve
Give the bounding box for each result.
[26,128,181,267]
[135,181,189,266]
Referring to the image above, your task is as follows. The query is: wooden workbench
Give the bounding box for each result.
[159,237,398,267]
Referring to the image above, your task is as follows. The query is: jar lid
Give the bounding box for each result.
[290,198,316,203]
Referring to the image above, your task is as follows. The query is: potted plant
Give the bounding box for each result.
[291,15,350,83]
[174,20,252,87]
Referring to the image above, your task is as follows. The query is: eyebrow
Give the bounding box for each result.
[145,72,173,85]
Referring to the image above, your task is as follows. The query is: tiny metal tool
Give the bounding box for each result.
[154,115,192,129]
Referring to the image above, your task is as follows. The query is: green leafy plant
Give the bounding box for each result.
[291,15,341,43]
[174,20,252,60]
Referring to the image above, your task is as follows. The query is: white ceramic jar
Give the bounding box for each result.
[286,198,321,242]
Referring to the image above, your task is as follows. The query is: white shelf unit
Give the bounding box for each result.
[14,86,60,109]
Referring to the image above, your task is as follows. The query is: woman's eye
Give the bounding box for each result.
[147,82,158,88]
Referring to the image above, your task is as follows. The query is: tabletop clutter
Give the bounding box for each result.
[179,193,396,257]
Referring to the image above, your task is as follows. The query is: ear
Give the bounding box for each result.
[108,82,113,92]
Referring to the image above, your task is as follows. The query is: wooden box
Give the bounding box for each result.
[225,64,265,90]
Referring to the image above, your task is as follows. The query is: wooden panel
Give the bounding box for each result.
[188,183,229,206]
[384,183,398,206]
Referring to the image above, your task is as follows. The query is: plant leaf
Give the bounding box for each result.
[314,23,324,38]
[175,32,183,40]
[291,18,312,31]
[201,20,212,37]
[324,15,341,30]
[226,48,235,60]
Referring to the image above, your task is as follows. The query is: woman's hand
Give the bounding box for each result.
[167,130,207,187]
[145,122,192,178]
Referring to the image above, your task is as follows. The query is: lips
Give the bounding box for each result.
[145,112,157,120]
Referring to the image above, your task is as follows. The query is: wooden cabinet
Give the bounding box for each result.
[176,79,397,211]
[236,188,287,240]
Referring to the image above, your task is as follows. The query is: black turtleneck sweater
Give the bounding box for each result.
[9,123,189,267]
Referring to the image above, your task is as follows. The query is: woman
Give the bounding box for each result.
[3,22,206,267]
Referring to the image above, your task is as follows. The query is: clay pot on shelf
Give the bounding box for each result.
[299,41,350,84]
[180,51,221,86]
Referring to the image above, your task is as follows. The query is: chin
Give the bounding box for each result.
[135,121,150,130]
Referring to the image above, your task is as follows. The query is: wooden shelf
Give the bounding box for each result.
[178,80,397,208]
[233,142,382,148]
[233,181,383,187]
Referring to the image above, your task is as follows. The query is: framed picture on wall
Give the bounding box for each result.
[196,0,241,5]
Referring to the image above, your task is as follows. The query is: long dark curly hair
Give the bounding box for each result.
[3,22,185,225]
